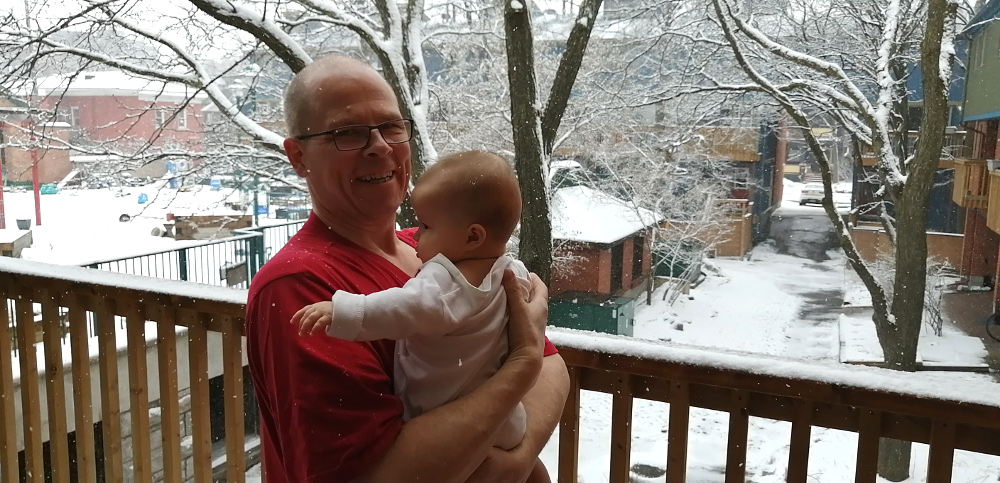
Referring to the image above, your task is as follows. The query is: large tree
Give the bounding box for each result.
[706,0,961,478]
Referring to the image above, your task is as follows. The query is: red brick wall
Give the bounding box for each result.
[961,209,1000,279]
[1,122,71,184]
[551,245,604,297]
[35,96,205,149]
[551,233,653,297]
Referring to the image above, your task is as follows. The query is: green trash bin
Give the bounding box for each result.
[549,291,635,336]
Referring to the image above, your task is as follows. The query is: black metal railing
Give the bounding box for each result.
[80,220,306,288]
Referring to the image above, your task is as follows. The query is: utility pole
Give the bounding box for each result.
[24,0,42,226]
[0,123,5,229]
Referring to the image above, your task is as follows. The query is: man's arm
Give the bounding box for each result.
[463,352,569,482]
[354,270,549,483]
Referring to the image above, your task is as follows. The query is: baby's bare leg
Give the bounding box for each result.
[524,459,551,483]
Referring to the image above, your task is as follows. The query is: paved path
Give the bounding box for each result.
[768,206,844,360]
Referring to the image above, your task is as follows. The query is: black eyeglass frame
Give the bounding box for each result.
[294,118,414,151]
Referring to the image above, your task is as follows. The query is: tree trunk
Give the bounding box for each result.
[540,0,603,154]
[877,438,912,481]
[504,0,552,283]
[876,0,957,478]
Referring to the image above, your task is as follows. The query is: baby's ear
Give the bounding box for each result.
[467,223,487,249]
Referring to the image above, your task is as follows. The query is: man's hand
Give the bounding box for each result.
[503,270,548,373]
[464,446,535,483]
[291,301,334,336]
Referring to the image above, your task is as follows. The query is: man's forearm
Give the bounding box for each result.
[355,352,542,483]
[519,354,570,454]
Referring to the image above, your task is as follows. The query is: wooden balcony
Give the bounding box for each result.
[860,131,971,168]
[3,257,1000,482]
[953,158,990,209]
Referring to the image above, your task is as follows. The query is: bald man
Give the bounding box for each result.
[245,56,569,482]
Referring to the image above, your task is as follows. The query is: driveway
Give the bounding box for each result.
[769,206,841,261]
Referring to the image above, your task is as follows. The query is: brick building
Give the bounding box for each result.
[31,70,212,179]
[550,185,661,298]
[0,99,72,184]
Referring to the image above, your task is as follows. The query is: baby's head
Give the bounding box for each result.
[410,150,522,263]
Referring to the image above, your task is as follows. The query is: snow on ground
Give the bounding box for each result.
[535,243,1000,482]
[5,182,1000,481]
[2,183,252,264]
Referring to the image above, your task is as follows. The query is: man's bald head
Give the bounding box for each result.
[283,56,390,138]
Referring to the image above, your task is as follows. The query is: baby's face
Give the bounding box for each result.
[411,187,471,263]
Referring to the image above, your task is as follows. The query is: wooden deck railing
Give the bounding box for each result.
[551,331,1000,482]
[0,258,248,483]
[3,257,1000,482]
[953,158,990,209]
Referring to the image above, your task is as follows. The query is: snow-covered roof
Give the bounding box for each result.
[551,185,662,244]
[34,71,209,103]
[964,0,1000,36]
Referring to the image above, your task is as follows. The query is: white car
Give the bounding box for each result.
[799,183,825,205]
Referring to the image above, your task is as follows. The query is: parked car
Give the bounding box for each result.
[799,183,825,205]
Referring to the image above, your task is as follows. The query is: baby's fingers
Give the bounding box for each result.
[309,315,331,336]
[291,307,308,326]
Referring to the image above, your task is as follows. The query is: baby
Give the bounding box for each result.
[292,150,531,451]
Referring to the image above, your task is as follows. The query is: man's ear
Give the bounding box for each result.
[284,138,309,177]
[466,224,487,250]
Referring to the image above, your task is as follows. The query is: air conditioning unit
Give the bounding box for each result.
[988,159,1000,171]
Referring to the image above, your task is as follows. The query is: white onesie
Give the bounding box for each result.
[326,253,529,450]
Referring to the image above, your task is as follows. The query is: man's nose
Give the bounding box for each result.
[363,128,393,154]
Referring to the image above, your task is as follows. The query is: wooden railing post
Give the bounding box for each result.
[724,390,749,483]
[854,409,881,483]
[40,288,71,483]
[0,282,18,483]
[926,421,957,483]
[124,300,153,483]
[187,312,213,483]
[786,400,813,483]
[222,317,246,483]
[557,366,580,483]
[609,373,633,483]
[666,381,690,483]
[156,307,183,483]
[68,294,97,483]
[95,297,124,482]
[15,286,44,483]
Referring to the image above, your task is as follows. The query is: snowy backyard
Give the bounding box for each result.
[3,179,999,482]
[4,0,997,479]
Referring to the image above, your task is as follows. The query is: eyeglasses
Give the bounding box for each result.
[295,119,414,151]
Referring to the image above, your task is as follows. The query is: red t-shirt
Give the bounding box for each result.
[246,215,557,482]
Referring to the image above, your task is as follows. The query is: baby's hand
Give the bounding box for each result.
[291,302,334,336]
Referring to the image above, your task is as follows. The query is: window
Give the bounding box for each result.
[177,108,188,130]
[154,108,168,128]
[974,35,987,68]
[56,106,80,127]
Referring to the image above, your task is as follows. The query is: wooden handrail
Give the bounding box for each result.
[0,258,247,483]
[549,330,1000,482]
[3,258,1000,482]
